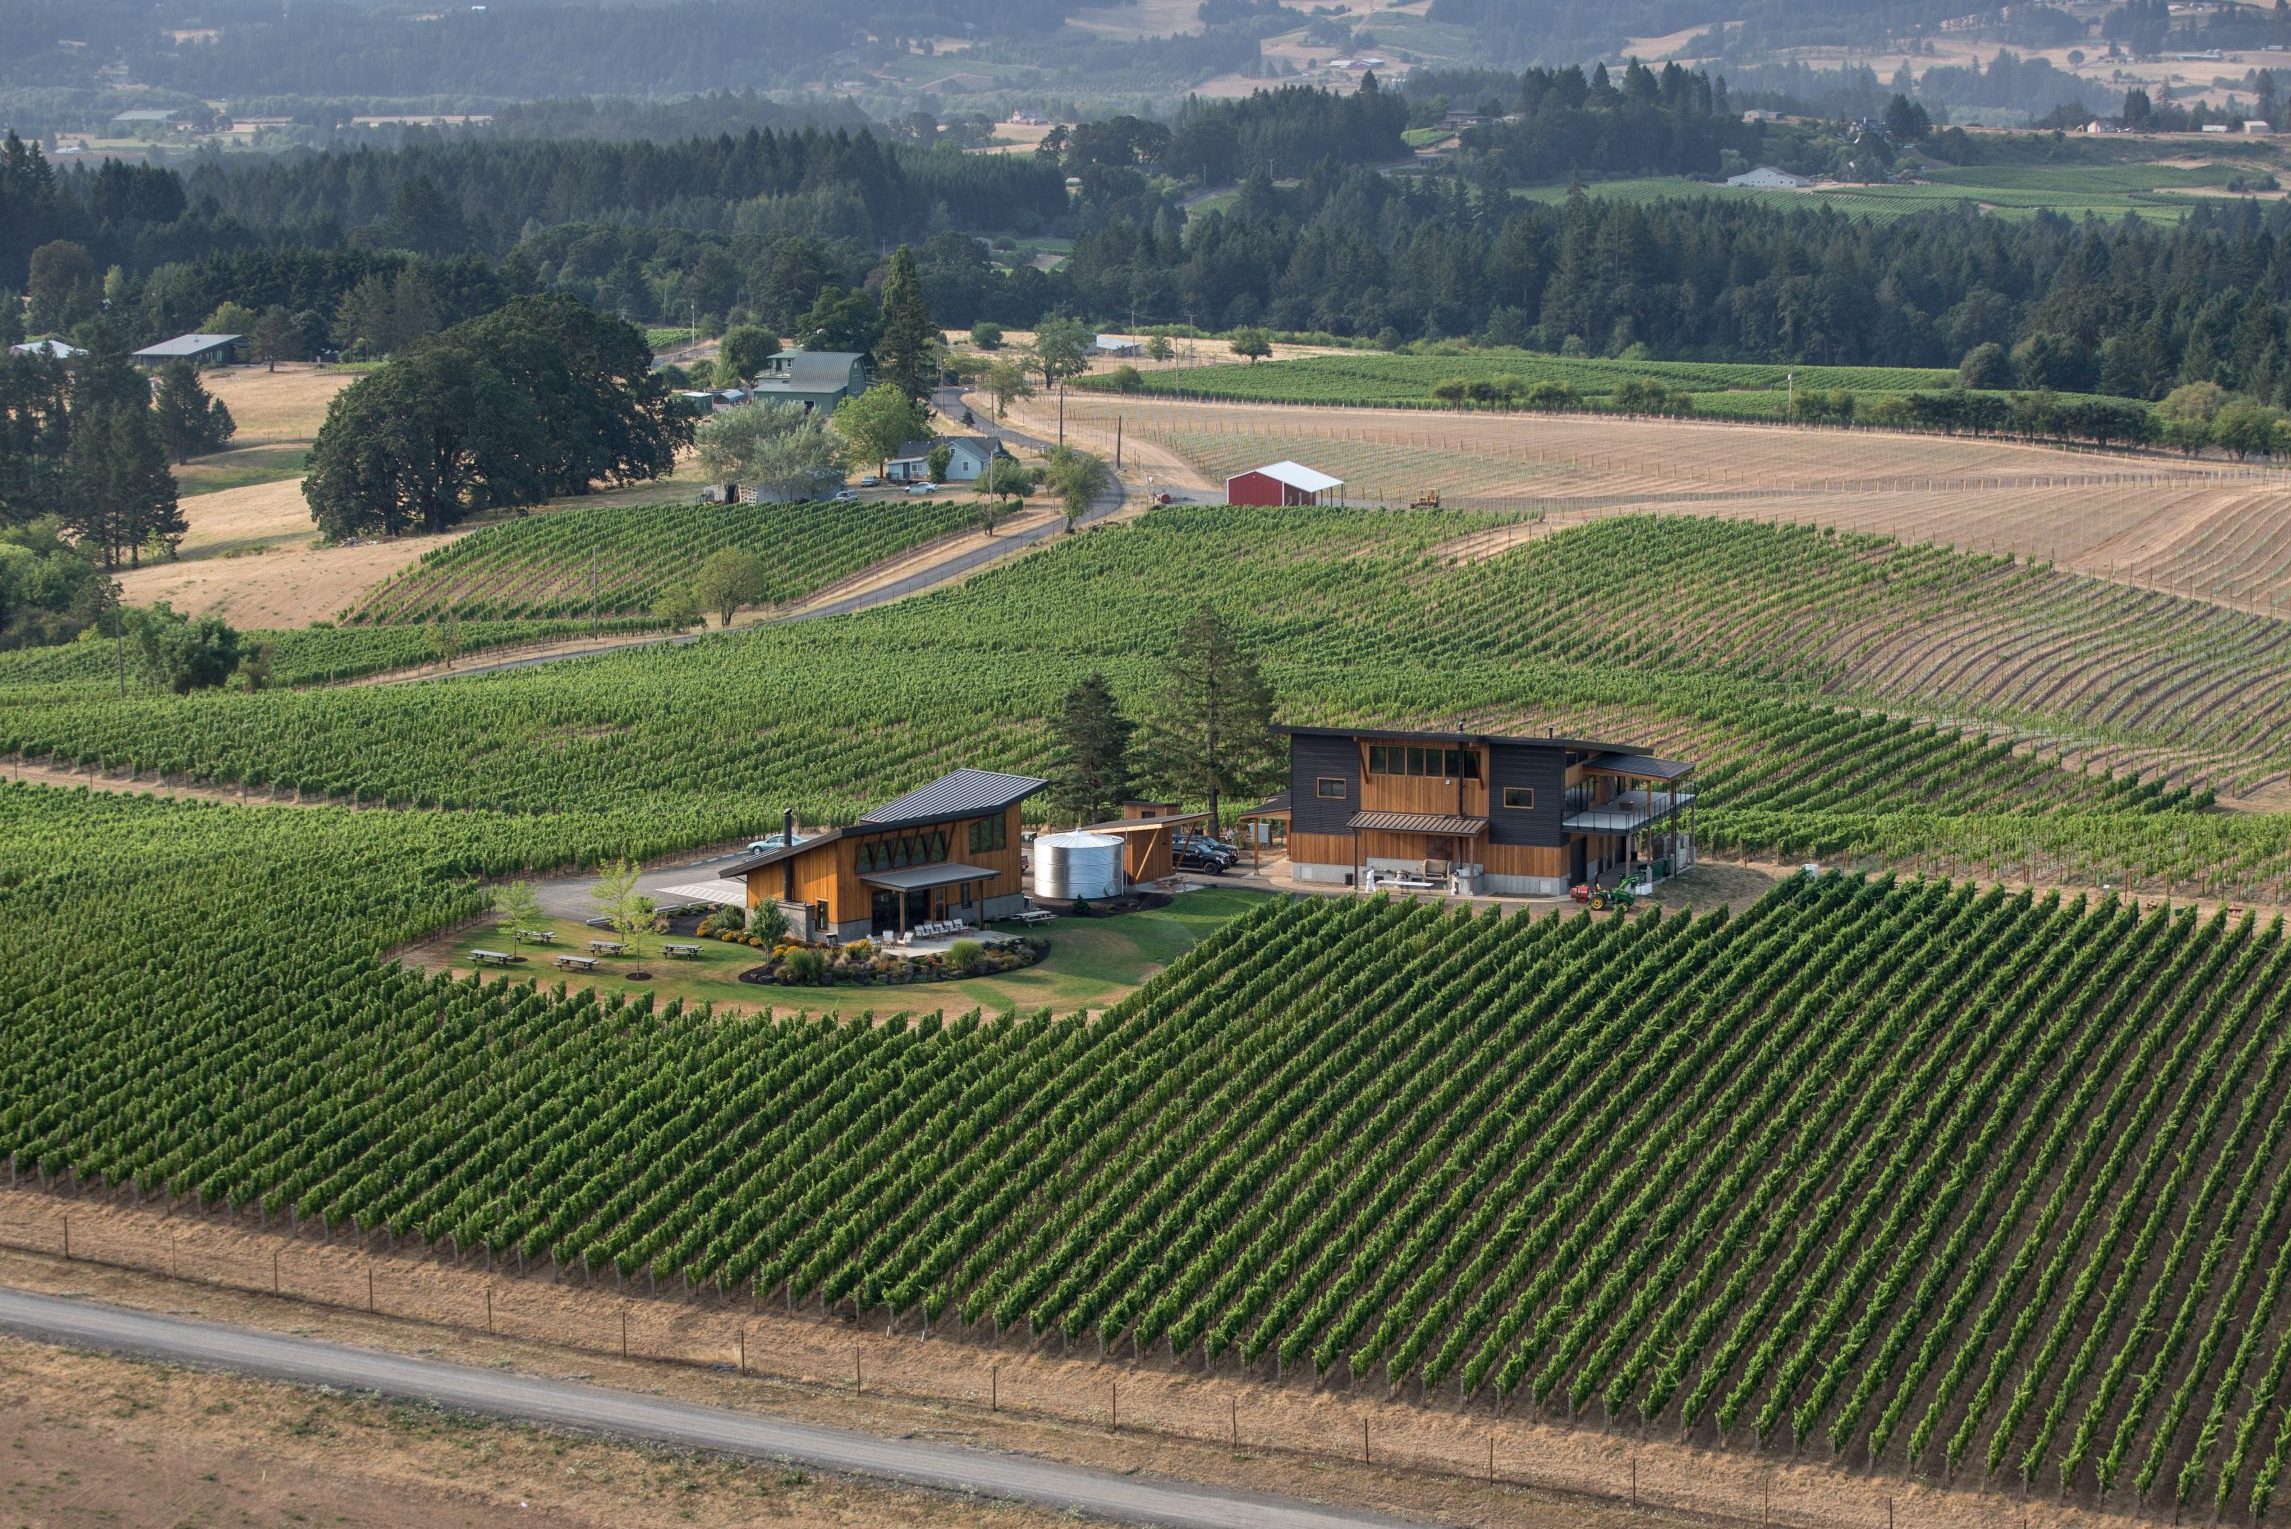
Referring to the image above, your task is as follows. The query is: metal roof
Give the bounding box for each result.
[1585,752,1696,781]
[1348,810,1488,836]
[1237,791,1291,819]
[858,861,1000,892]
[9,340,84,359]
[754,351,866,391]
[131,333,240,359]
[1076,812,1211,835]
[1232,460,1343,493]
[657,878,750,907]
[859,768,1048,830]
[1279,724,1639,752]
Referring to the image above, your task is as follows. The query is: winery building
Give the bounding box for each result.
[1282,725,1695,897]
[726,768,1044,943]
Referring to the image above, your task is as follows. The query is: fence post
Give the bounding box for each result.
[60,1214,67,1261]
[273,1248,280,1295]
[991,1362,999,1412]
[366,1266,374,1313]
[485,1288,493,1334]
[854,1343,861,1393]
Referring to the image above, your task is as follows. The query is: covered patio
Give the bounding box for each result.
[1564,754,1697,885]
[860,861,1001,939]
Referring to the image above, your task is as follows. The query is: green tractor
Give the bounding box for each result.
[1588,881,1638,913]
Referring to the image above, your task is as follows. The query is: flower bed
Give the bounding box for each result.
[737,935,1048,988]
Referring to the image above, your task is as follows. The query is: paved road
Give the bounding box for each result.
[0,1288,1421,1529]
[429,432,1125,682]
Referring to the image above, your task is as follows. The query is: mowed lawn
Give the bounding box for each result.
[431,886,1270,1018]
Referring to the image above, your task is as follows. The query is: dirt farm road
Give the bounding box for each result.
[0,1285,1419,1529]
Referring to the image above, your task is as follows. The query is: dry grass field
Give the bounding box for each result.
[1030,391,2291,614]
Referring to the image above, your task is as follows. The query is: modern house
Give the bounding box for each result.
[1227,461,1343,506]
[1725,166,1809,189]
[726,768,1045,943]
[885,435,1007,484]
[131,333,240,368]
[1281,725,1694,897]
[748,350,870,414]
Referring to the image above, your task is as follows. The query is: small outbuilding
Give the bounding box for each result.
[1092,334,1143,359]
[131,333,240,368]
[1075,804,1212,884]
[1725,166,1809,189]
[1227,460,1344,506]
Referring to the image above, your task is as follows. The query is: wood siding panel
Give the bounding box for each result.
[1289,830,1355,868]
[1359,749,1489,818]
[1484,841,1569,878]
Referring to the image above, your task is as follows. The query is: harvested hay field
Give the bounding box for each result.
[200,363,357,446]
[1052,394,2291,613]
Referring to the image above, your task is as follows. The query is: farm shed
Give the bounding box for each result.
[131,333,240,368]
[1227,460,1343,506]
[1092,334,1143,358]
[1075,807,1212,883]
[1282,725,1694,897]
[724,768,1045,943]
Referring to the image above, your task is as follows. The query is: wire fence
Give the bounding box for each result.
[0,1183,1935,1529]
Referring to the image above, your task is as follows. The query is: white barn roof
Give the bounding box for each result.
[1240,460,1343,493]
[131,332,240,360]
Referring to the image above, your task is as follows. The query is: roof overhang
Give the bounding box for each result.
[1279,724,1640,753]
[1348,810,1487,836]
[657,878,749,907]
[724,828,845,878]
[1584,752,1696,782]
[1231,460,1344,493]
[859,862,1001,892]
[1077,812,1212,835]
[1564,789,1697,835]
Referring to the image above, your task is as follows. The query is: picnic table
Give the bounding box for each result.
[518,929,556,945]
[555,954,600,972]
[586,939,625,955]
[469,948,522,966]
[662,942,701,958]
[1011,908,1056,926]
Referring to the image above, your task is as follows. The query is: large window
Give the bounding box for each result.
[857,829,951,872]
[967,815,1007,854]
[1368,743,1480,780]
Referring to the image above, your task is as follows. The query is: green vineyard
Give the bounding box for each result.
[5,511,2285,895]
[7,784,2291,1513]
[351,498,979,622]
[0,617,665,694]
[1077,350,1956,413]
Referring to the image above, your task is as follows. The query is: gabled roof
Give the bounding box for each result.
[1235,460,1343,493]
[892,435,1002,463]
[131,333,239,359]
[755,350,866,391]
[8,339,84,359]
[860,768,1048,830]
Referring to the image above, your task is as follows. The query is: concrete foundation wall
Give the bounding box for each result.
[1486,873,1570,898]
[1292,860,1353,885]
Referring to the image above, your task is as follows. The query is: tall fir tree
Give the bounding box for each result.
[1136,605,1280,831]
[873,245,939,404]
[1047,671,1135,824]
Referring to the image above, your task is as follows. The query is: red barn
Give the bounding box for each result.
[1226,460,1343,506]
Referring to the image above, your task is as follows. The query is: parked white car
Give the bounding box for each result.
[857,474,880,487]
[906,480,939,494]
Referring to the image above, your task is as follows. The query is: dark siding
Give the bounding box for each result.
[1289,733,1360,836]
[1487,742,1568,847]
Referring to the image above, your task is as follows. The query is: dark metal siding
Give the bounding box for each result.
[1288,733,1360,836]
[1487,742,1569,847]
